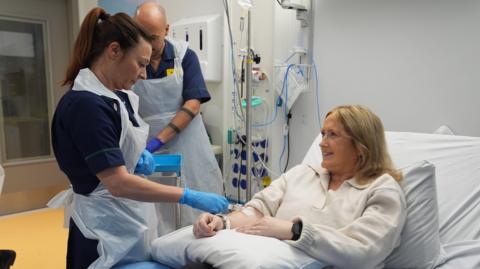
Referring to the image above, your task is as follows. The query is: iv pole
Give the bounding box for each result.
[245,9,253,201]
[241,0,309,201]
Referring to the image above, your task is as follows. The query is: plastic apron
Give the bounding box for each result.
[134,39,223,235]
[49,68,158,269]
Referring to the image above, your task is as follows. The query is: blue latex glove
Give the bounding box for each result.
[179,187,229,213]
[146,137,165,153]
[134,149,155,175]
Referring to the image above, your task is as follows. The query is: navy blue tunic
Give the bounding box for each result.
[146,40,211,103]
[52,89,139,269]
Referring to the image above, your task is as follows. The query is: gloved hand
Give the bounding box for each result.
[179,187,229,213]
[146,137,165,153]
[134,149,155,175]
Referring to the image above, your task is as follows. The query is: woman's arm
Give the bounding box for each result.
[193,207,264,238]
[97,165,183,202]
[289,187,407,269]
[193,166,301,238]
[97,166,228,213]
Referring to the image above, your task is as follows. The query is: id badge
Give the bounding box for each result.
[166,68,175,76]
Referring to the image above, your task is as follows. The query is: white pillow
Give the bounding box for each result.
[151,226,326,269]
[384,161,446,268]
[385,131,480,243]
[150,226,193,268]
[433,125,455,135]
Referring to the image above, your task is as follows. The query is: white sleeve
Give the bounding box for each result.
[288,187,407,269]
[245,165,306,216]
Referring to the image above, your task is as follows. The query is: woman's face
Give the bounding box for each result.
[113,38,152,90]
[320,114,359,176]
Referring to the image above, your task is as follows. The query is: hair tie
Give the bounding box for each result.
[98,12,111,23]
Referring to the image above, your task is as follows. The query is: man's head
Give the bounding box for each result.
[134,2,169,60]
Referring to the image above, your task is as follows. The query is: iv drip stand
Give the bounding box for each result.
[245,9,253,201]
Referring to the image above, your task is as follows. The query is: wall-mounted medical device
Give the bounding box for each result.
[170,14,222,82]
[279,0,307,10]
[278,0,309,27]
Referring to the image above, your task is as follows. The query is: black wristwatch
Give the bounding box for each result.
[291,221,302,241]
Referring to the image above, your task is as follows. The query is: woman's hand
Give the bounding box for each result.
[236,216,294,240]
[193,213,223,238]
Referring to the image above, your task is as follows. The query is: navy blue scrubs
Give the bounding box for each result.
[146,40,211,103]
[52,89,139,269]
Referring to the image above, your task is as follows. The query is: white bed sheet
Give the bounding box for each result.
[303,131,480,268]
[436,241,480,269]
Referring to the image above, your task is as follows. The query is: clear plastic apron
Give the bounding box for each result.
[134,39,223,235]
[48,68,158,268]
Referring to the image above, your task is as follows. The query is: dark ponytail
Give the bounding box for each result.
[62,7,152,87]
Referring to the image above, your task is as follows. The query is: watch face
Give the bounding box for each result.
[292,222,301,240]
[294,223,300,233]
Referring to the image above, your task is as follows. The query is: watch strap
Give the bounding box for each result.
[291,221,302,241]
[216,214,231,230]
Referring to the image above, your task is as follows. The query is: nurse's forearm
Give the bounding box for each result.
[97,166,184,202]
[156,99,200,143]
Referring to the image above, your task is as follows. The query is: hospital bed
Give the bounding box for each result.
[303,131,480,269]
[123,131,480,269]
[388,131,480,268]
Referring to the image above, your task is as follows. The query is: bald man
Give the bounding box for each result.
[133,2,224,236]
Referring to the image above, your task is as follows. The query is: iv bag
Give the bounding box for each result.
[274,64,311,110]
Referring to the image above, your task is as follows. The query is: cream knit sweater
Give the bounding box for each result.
[246,164,407,269]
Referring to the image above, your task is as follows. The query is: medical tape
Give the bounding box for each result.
[240,206,255,216]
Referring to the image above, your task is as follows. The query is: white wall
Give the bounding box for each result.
[256,0,480,170]
[271,1,316,172]
[67,0,98,43]
[283,0,480,169]
[312,0,480,137]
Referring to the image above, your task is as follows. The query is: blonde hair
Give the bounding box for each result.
[326,105,402,183]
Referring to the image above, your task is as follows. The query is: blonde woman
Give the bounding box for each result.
[194,105,406,269]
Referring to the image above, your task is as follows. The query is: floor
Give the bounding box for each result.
[0,208,67,269]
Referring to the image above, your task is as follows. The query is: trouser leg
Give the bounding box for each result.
[177,261,215,269]
[0,250,16,269]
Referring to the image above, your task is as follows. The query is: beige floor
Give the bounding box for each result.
[0,208,67,269]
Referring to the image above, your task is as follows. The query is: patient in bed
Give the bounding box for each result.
[193,105,407,269]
